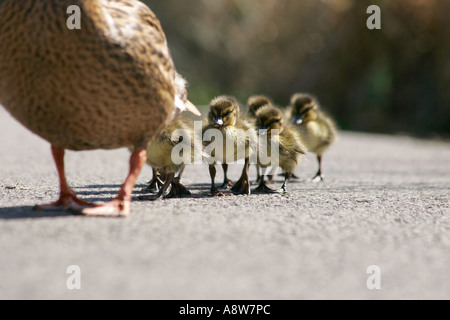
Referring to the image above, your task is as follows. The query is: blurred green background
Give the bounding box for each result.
[147,0,450,137]
[1,0,449,136]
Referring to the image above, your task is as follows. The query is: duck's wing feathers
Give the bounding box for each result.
[82,0,176,96]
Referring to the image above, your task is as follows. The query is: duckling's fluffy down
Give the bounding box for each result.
[295,113,337,156]
[146,115,200,173]
[202,118,257,164]
[258,126,307,174]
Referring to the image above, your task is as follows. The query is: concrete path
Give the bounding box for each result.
[0,108,449,299]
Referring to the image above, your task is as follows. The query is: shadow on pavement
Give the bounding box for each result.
[0,206,78,219]
[0,183,216,219]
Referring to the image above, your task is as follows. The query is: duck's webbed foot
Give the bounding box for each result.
[35,189,95,212]
[312,155,324,182]
[230,158,250,195]
[280,173,291,193]
[142,175,164,193]
[34,145,96,213]
[138,172,175,201]
[83,148,148,217]
[311,171,324,182]
[82,199,130,217]
[165,177,191,198]
[252,182,282,194]
[231,175,250,195]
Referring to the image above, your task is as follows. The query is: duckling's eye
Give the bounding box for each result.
[223,110,232,117]
[266,119,280,127]
[301,107,312,115]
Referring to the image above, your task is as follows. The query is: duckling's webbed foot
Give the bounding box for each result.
[252,174,282,194]
[141,175,164,193]
[230,176,250,195]
[230,157,250,195]
[253,181,282,194]
[165,177,191,198]
[311,155,324,182]
[311,173,324,182]
[280,173,291,193]
[138,172,175,201]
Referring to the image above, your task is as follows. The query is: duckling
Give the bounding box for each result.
[202,96,257,195]
[137,74,199,199]
[246,95,274,119]
[141,74,195,195]
[245,95,274,183]
[0,0,200,217]
[254,105,307,193]
[289,93,337,181]
[139,112,200,200]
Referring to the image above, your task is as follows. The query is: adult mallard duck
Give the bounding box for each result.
[0,0,199,217]
[288,93,337,181]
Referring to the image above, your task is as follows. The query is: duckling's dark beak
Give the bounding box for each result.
[212,117,224,127]
[293,115,303,125]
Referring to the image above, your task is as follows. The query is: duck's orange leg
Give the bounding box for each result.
[82,148,147,217]
[34,146,95,211]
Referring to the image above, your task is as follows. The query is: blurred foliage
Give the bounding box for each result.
[0,0,448,136]
[147,0,450,136]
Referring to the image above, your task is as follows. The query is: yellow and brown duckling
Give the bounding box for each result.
[254,105,307,193]
[289,93,337,181]
[246,95,274,119]
[202,96,257,195]
[139,111,200,200]
[245,95,274,182]
[141,74,197,195]
[136,74,200,200]
[0,0,199,217]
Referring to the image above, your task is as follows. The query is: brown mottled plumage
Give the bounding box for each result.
[0,0,198,217]
[288,93,337,181]
[254,105,306,193]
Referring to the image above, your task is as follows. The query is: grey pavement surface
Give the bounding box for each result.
[0,107,449,299]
